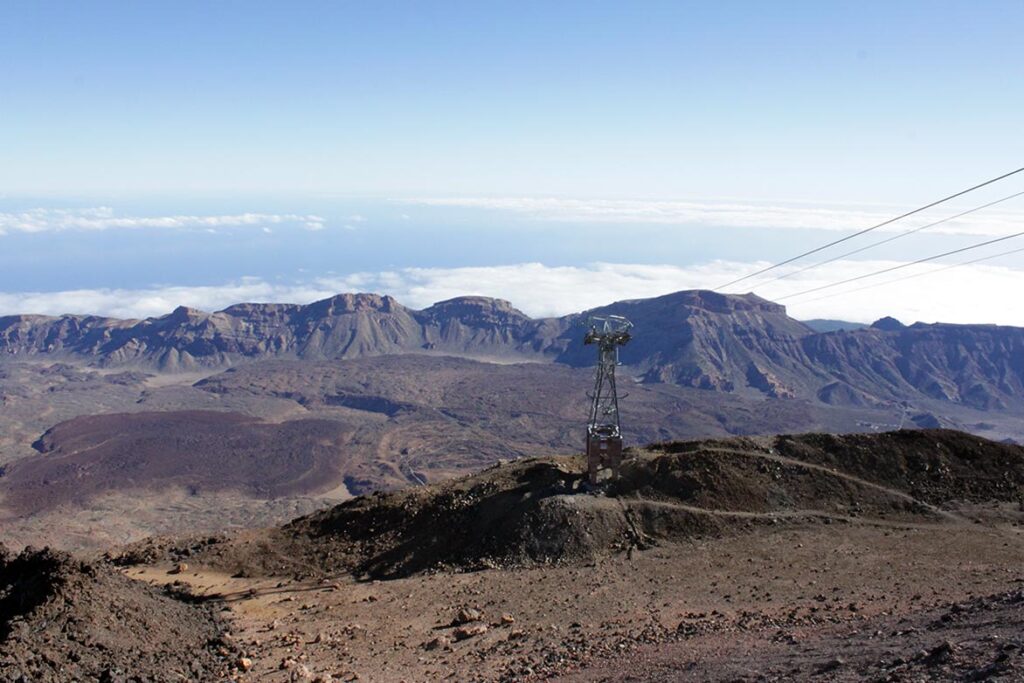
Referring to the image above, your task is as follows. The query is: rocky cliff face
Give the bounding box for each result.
[0,294,553,370]
[552,290,817,397]
[4,290,1024,412]
[417,296,547,355]
[801,321,1024,410]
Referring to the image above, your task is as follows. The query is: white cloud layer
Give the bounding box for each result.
[403,196,1024,237]
[0,207,326,235]
[2,260,1024,326]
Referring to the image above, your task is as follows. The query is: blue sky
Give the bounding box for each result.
[1,1,1023,324]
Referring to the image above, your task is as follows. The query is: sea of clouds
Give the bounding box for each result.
[2,258,1023,326]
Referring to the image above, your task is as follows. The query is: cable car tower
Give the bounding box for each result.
[583,315,633,485]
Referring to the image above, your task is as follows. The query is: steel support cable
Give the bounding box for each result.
[713,166,1024,291]
[774,230,1024,301]
[796,244,1024,305]
[755,189,1024,287]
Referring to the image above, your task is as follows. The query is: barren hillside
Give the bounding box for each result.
[6,290,1024,414]
[85,428,1024,683]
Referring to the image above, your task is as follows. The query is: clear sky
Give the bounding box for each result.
[2,1,1023,325]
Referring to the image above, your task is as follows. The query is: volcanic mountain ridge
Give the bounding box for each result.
[5,289,1024,413]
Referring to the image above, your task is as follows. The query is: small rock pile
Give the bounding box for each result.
[0,544,235,683]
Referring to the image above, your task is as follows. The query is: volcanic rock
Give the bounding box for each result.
[0,546,231,682]
[7,289,1024,415]
[122,429,1024,581]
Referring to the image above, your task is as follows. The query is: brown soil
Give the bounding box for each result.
[1,410,357,515]
[8,428,1024,682]
[122,522,1024,682]
[555,586,1024,682]
[116,429,1024,582]
[0,544,235,682]
[8,356,1024,554]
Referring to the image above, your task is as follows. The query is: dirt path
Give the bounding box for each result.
[702,445,974,524]
[629,497,955,530]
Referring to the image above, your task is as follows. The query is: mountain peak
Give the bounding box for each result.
[619,290,788,316]
[426,295,523,313]
[305,293,401,316]
[872,316,906,331]
[163,306,207,323]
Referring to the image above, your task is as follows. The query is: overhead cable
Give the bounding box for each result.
[756,189,1024,287]
[774,229,1024,301]
[713,165,1024,291]
[797,244,1024,305]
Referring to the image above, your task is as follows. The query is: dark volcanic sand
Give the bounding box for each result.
[105,429,1024,682]
[3,410,355,515]
[0,545,235,683]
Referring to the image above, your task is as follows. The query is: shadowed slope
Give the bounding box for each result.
[0,545,233,682]
[118,429,1024,581]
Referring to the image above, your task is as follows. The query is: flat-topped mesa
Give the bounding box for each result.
[414,296,539,355]
[553,289,814,393]
[580,290,811,341]
[634,289,792,316]
[420,296,532,328]
[302,293,403,317]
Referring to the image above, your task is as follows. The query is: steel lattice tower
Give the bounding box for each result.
[583,315,633,484]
